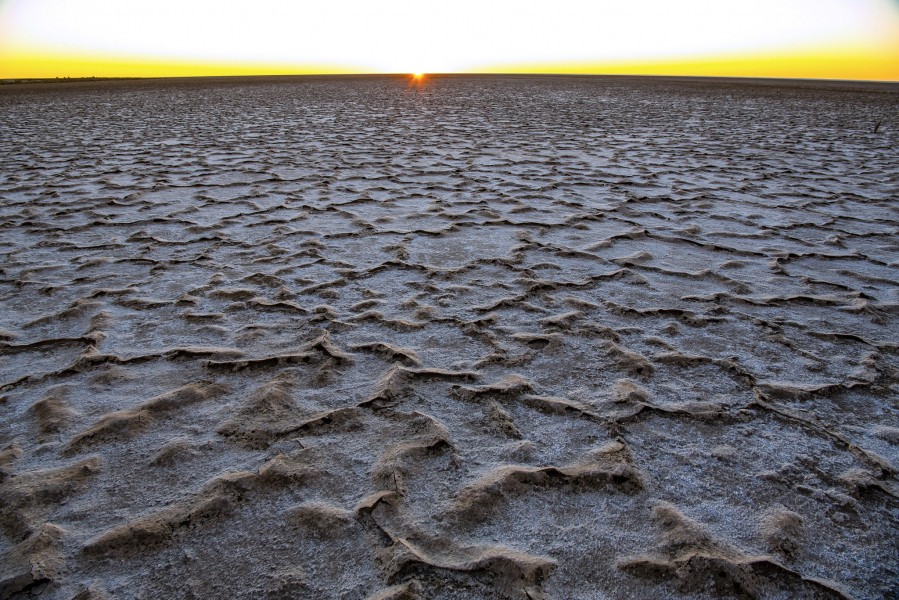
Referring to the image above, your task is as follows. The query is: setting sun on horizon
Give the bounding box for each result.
[1,0,897,81]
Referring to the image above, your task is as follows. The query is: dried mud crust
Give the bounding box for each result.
[0,75,898,599]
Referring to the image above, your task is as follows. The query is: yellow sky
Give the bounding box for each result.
[1,0,897,80]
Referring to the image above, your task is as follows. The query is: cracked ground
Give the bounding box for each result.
[0,75,897,599]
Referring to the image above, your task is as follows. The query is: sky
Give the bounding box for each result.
[1,0,897,80]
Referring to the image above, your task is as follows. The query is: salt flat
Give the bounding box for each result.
[0,75,897,599]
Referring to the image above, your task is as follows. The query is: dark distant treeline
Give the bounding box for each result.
[0,76,145,85]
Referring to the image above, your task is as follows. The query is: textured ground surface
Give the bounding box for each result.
[0,75,897,600]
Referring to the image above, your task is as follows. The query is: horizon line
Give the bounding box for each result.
[3,72,898,85]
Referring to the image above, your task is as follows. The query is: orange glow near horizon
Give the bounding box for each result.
[4,44,896,82]
[0,43,370,79]
[1,0,897,82]
[476,41,899,82]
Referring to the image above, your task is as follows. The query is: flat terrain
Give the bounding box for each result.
[0,75,897,599]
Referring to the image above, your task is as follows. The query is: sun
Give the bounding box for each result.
[407,72,427,88]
